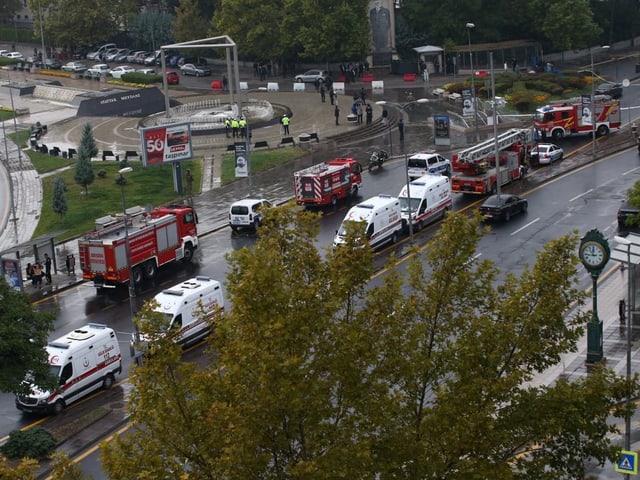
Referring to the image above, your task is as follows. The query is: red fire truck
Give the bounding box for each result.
[534,95,621,140]
[78,204,198,289]
[451,128,531,195]
[294,158,363,208]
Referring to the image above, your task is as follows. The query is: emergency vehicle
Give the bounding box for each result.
[397,175,452,231]
[534,95,621,140]
[135,276,224,352]
[451,128,531,195]
[294,158,362,208]
[15,323,122,415]
[333,194,403,250]
[78,204,198,289]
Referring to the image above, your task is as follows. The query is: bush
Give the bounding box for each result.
[97,170,107,178]
[0,427,57,459]
[120,72,162,85]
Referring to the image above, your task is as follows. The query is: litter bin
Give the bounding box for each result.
[65,254,75,275]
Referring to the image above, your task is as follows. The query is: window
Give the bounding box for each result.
[60,363,73,385]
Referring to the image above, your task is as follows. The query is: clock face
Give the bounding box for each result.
[581,242,606,267]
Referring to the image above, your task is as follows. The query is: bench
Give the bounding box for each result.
[124,150,140,161]
[403,73,417,82]
[101,150,119,161]
[68,148,76,159]
[254,140,269,149]
[280,136,295,147]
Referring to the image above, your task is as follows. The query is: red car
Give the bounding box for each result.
[166,70,179,85]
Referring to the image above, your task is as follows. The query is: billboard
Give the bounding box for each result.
[234,142,248,178]
[2,257,22,291]
[140,123,193,166]
[433,115,450,146]
[580,94,592,126]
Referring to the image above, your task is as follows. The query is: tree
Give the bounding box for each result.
[172,0,210,46]
[0,0,21,24]
[52,175,67,219]
[100,207,636,478]
[536,0,602,52]
[74,124,96,196]
[129,11,176,51]
[0,279,55,394]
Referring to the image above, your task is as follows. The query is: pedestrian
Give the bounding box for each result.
[398,118,404,141]
[320,84,326,103]
[225,117,232,138]
[238,117,247,137]
[356,103,363,124]
[32,261,43,288]
[365,103,373,124]
[231,117,239,138]
[185,169,194,195]
[334,105,340,125]
[26,263,33,284]
[222,75,228,91]
[281,114,290,135]
[314,78,320,92]
[44,253,52,284]
[329,87,335,105]
[360,87,366,103]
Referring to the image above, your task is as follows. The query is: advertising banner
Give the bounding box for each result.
[462,88,474,116]
[2,257,22,291]
[580,94,592,126]
[234,142,248,177]
[433,115,451,146]
[140,123,193,166]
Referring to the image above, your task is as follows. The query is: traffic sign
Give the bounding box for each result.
[615,450,638,475]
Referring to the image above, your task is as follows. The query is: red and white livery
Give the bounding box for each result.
[294,158,362,208]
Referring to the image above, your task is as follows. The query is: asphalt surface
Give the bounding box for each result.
[2,42,640,478]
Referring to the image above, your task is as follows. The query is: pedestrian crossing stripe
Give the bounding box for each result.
[615,450,638,474]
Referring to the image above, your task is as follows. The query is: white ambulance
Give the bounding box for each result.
[140,276,224,350]
[333,194,403,250]
[15,323,122,415]
[398,175,452,231]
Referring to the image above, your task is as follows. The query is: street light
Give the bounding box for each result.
[466,22,479,142]
[590,45,610,158]
[614,234,633,480]
[375,98,429,243]
[117,167,140,364]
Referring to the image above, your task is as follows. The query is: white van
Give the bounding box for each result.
[398,175,452,231]
[407,151,451,180]
[15,323,122,415]
[333,194,403,250]
[140,276,224,349]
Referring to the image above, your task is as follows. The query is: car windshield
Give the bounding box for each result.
[399,197,420,213]
[483,196,505,207]
[337,220,364,238]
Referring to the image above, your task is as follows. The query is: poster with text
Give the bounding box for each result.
[140,123,193,166]
[462,88,474,116]
[2,257,22,291]
[234,142,248,177]
[433,115,451,146]
[580,95,592,126]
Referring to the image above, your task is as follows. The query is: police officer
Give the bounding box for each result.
[231,117,240,138]
[281,114,290,135]
[238,117,247,137]
[224,117,232,138]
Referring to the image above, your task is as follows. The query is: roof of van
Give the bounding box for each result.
[398,174,449,198]
[153,276,221,315]
[346,195,399,221]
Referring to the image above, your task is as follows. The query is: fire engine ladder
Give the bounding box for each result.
[456,128,531,164]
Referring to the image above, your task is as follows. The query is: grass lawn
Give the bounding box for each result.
[220,147,306,185]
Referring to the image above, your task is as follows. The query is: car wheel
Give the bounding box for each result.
[103,374,114,390]
[182,243,195,263]
[522,202,528,213]
[504,210,511,222]
[53,399,65,415]
[131,266,144,286]
[143,261,157,279]
[331,195,337,208]
[391,231,398,244]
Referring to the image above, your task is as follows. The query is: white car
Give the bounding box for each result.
[407,152,451,180]
[530,143,564,166]
[137,68,156,75]
[229,198,273,231]
[61,61,88,72]
[5,52,25,60]
[87,64,110,77]
[0,50,9,57]
[109,65,136,79]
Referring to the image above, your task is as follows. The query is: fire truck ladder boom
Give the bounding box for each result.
[456,128,531,163]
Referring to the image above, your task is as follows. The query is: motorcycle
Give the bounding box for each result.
[368,150,389,171]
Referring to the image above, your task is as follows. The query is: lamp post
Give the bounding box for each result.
[466,22,479,142]
[614,234,633,480]
[590,45,610,158]
[375,98,428,243]
[36,0,46,65]
[117,167,140,364]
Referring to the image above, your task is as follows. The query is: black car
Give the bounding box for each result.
[42,58,62,70]
[479,194,528,222]
[595,82,623,99]
[618,202,640,231]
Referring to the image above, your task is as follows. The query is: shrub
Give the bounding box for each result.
[97,170,107,178]
[120,72,162,85]
[0,427,57,460]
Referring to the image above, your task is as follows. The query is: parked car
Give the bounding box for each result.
[229,198,273,231]
[479,194,528,222]
[43,58,62,70]
[114,49,131,62]
[137,68,156,75]
[618,201,640,232]
[126,50,145,63]
[87,63,110,77]
[183,56,208,66]
[294,69,327,83]
[595,82,623,99]
[61,61,88,72]
[144,50,161,65]
[109,65,136,79]
[134,51,151,64]
[529,143,564,166]
[0,50,9,57]
[5,52,25,60]
[180,63,211,76]
[104,48,123,62]
[87,43,116,61]
[166,70,180,85]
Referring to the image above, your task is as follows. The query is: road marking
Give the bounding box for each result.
[622,166,640,176]
[511,217,540,235]
[569,188,593,202]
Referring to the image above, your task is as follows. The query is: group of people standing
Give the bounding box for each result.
[25,253,52,288]
[224,117,248,139]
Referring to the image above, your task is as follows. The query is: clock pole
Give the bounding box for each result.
[579,229,611,363]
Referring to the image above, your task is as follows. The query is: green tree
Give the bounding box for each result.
[172,0,210,45]
[0,279,55,394]
[0,0,21,24]
[100,208,635,478]
[129,11,176,51]
[52,175,67,219]
[74,124,96,197]
[536,0,602,52]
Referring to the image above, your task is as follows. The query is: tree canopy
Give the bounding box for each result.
[100,205,637,478]
[0,278,55,394]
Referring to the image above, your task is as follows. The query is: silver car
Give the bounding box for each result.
[61,61,88,72]
[294,69,327,83]
[530,143,564,166]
